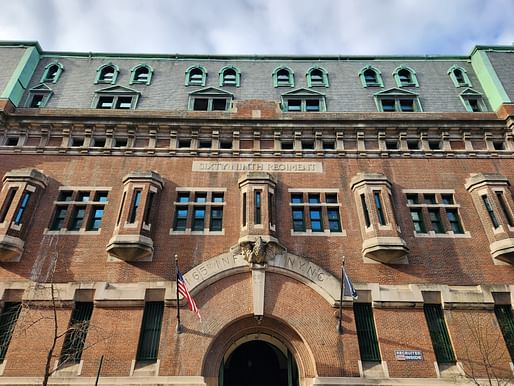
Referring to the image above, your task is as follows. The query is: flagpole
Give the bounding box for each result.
[337,256,345,334]
[175,254,183,334]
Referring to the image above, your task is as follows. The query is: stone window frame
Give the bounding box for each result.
[403,189,470,238]
[41,61,64,83]
[218,65,241,87]
[185,65,207,87]
[358,65,384,88]
[45,187,110,235]
[306,66,329,88]
[170,188,226,235]
[473,185,514,235]
[129,64,154,85]
[288,188,346,236]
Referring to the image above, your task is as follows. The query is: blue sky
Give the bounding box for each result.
[1,0,514,55]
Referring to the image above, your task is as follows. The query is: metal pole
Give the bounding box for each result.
[175,254,183,334]
[337,256,345,334]
[94,355,104,386]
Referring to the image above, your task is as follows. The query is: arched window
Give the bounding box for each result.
[306,67,329,87]
[219,66,241,87]
[185,66,207,86]
[95,63,119,84]
[130,64,154,85]
[273,66,294,87]
[393,66,419,87]
[447,65,471,87]
[358,66,383,87]
[41,62,64,83]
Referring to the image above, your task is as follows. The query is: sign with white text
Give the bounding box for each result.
[395,350,423,361]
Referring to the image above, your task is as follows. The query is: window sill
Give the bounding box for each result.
[44,229,102,236]
[169,229,225,236]
[290,229,346,236]
[413,231,471,238]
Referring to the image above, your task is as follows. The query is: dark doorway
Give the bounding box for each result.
[220,340,298,386]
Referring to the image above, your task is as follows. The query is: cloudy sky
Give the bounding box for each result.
[1,0,514,55]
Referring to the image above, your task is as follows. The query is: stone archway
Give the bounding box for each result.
[202,316,316,386]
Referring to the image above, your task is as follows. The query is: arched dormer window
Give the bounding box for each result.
[130,64,153,85]
[41,62,64,83]
[273,66,294,88]
[219,66,241,87]
[447,65,471,88]
[306,67,329,87]
[393,66,418,87]
[358,66,383,87]
[185,66,207,86]
[95,63,119,85]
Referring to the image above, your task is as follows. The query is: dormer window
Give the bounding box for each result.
[281,88,326,112]
[130,64,153,85]
[306,67,329,87]
[41,62,64,83]
[95,63,119,84]
[374,88,422,112]
[188,87,233,111]
[459,88,487,112]
[273,67,294,87]
[185,66,207,86]
[359,66,384,88]
[393,66,418,87]
[93,85,140,110]
[219,66,241,87]
[26,84,53,108]
[448,65,472,87]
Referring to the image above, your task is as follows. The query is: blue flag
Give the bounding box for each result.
[343,267,358,299]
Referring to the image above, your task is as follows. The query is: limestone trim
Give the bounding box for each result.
[0,376,207,385]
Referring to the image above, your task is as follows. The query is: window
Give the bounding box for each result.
[482,195,500,229]
[219,66,241,87]
[290,191,343,234]
[405,192,465,235]
[283,97,325,112]
[361,194,371,228]
[136,302,164,361]
[192,97,229,111]
[0,187,17,224]
[496,191,514,227]
[130,64,153,85]
[358,66,384,87]
[27,89,52,108]
[41,62,64,83]
[447,65,471,87]
[172,190,225,233]
[254,191,262,225]
[96,95,136,110]
[424,304,456,364]
[354,303,381,362]
[95,63,119,84]
[459,89,487,112]
[273,67,294,87]
[12,191,31,226]
[374,191,386,226]
[185,66,207,86]
[306,67,329,87]
[49,190,109,232]
[378,97,420,112]
[494,305,514,362]
[393,66,419,87]
[59,302,93,365]
[0,302,22,362]
[128,189,142,224]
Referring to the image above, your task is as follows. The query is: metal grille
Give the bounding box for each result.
[424,304,456,363]
[136,302,164,361]
[494,305,514,362]
[0,302,21,361]
[353,303,381,362]
[59,302,93,364]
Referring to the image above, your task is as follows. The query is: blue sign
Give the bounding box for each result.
[395,350,423,361]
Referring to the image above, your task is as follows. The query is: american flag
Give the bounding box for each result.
[177,271,201,320]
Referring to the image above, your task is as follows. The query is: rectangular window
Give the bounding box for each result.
[50,206,68,230]
[381,99,395,112]
[0,302,22,362]
[353,303,381,362]
[210,207,223,231]
[327,208,342,232]
[374,191,386,226]
[269,193,274,226]
[192,207,205,231]
[59,302,93,365]
[255,191,261,225]
[496,192,514,227]
[309,208,323,232]
[143,192,155,225]
[446,209,464,234]
[292,208,305,232]
[361,194,371,228]
[424,304,456,364]
[68,206,86,231]
[410,209,426,233]
[13,191,31,225]
[429,209,444,234]
[136,302,164,361]
[128,189,142,224]
[86,206,104,231]
[290,191,342,233]
[0,187,18,224]
[242,193,247,227]
[173,207,188,231]
[494,305,514,362]
[482,195,499,228]
[399,99,414,112]
[117,192,126,226]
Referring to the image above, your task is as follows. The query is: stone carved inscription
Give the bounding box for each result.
[192,161,323,173]
[184,253,246,290]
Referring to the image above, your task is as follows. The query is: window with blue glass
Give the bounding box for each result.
[358,66,384,88]
[13,191,31,225]
[172,190,225,233]
[290,191,342,234]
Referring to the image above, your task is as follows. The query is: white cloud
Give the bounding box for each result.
[0,0,513,55]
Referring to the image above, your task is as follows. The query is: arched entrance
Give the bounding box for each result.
[219,337,299,386]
